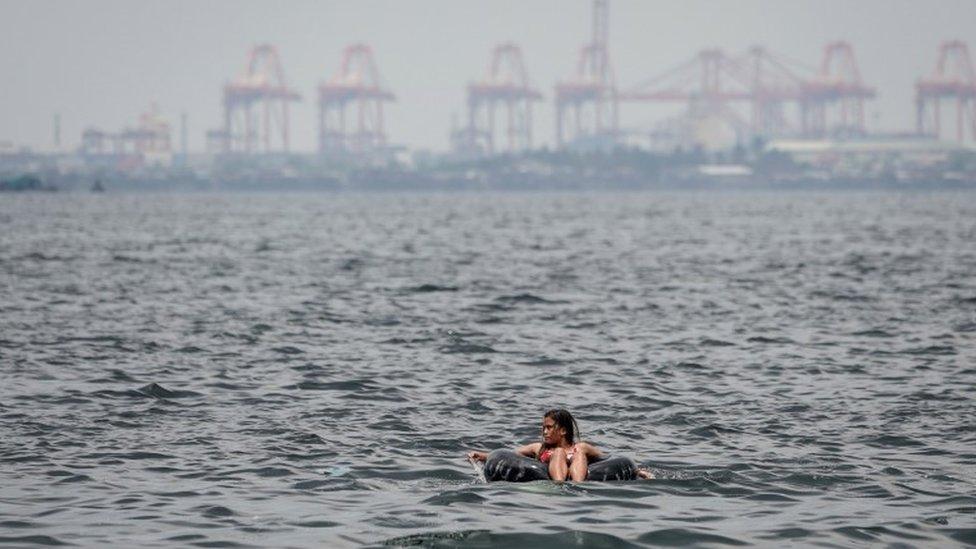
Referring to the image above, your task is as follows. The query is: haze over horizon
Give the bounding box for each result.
[2,0,975,154]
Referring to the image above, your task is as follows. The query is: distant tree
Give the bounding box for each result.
[0,174,44,191]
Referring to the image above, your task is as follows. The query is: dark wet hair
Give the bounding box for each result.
[543,408,580,445]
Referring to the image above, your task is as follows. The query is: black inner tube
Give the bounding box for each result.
[483,449,638,482]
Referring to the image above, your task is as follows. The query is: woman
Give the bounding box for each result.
[467,408,653,481]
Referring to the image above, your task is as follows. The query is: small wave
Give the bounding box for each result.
[744,492,799,502]
[810,290,874,302]
[383,530,642,548]
[851,329,895,337]
[954,321,976,333]
[167,534,207,543]
[240,466,295,478]
[638,528,747,546]
[406,284,459,293]
[421,490,487,506]
[194,504,238,518]
[285,431,326,445]
[111,254,150,263]
[62,335,125,344]
[365,316,402,326]
[517,357,565,366]
[154,490,204,497]
[361,468,470,482]
[218,332,257,344]
[0,521,38,529]
[55,474,92,484]
[755,527,813,540]
[283,379,377,391]
[339,257,365,271]
[90,388,136,400]
[134,383,200,399]
[188,540,254,548]
[904,390,964,402]
[368,417,413,431]
[381,529,490,547]
[291,479,334,490]
[0,535,71,546]
[700,338,736,347]
[778,472,858,489]
[921,495,976,506]
[900,345,956,356]
[380,337,436,345]
[863,434,925,447]
[287,520,340,528]
[17,252,75,262]
[271,345,305,355]
[494,293,567,305]
[100,451,176,460]
[108,368,138,382]
[746,336,795,344]
[946,528,976,544]
[688,424,744,438]
[439,343,497,354]
[832,525,898,542]
[175,345,207,353]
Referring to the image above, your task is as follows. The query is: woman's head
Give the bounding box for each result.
[541,409,579,446]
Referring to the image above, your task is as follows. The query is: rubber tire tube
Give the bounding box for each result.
[483,450,639,482]
[586,455,639,481]
[483,450,550,482]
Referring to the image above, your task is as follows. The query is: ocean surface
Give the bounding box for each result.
[1,190,974,548]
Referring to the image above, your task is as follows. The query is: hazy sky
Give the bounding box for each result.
[2,0,975,153]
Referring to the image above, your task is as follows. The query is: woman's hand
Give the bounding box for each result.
[637,468,655,480]
[467,451,488,462]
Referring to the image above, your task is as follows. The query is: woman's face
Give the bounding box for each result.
[542,416,566,445]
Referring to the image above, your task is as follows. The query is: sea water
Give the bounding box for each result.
[1,191,974,547]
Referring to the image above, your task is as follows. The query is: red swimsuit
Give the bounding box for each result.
[539,445,576,463]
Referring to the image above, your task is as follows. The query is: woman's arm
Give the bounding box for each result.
[469,442,542,462]
[516,442,542,458]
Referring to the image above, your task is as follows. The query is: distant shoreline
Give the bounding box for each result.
[7,178,976,194]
